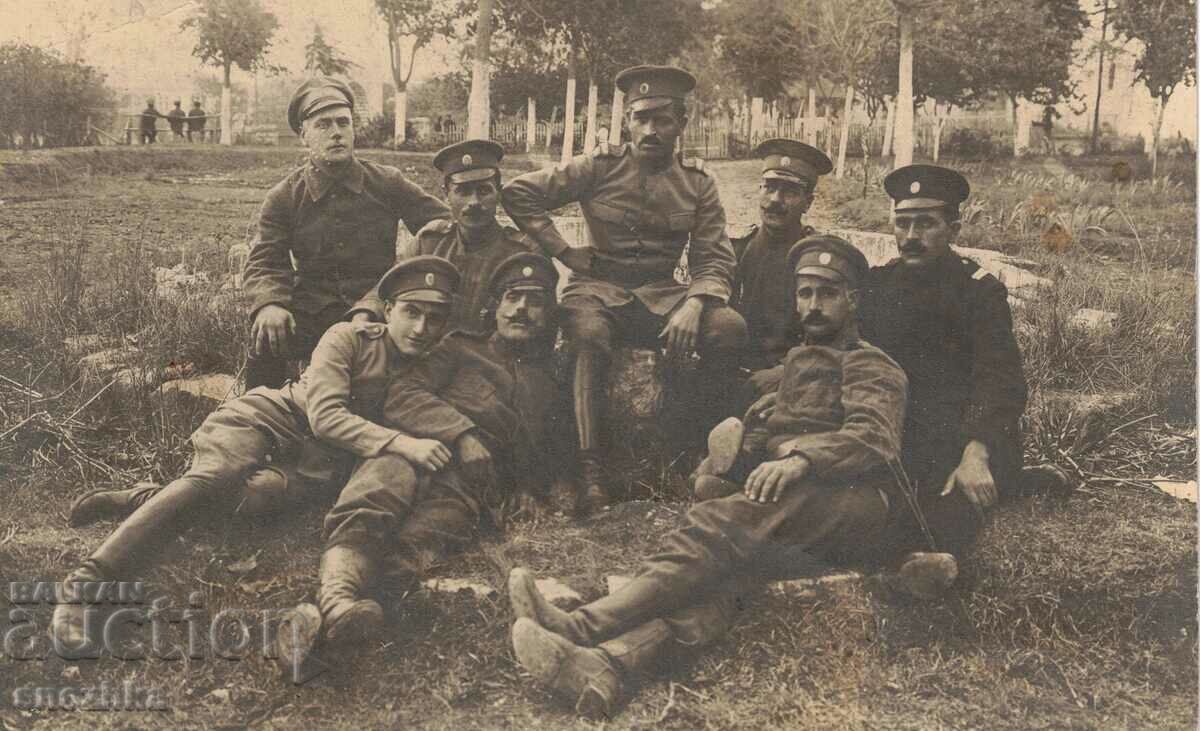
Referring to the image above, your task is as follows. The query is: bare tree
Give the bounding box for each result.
[374,0,454,145]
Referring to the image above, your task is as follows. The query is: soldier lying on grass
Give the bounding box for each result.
[50,257,462,653]
[506,235,958,720]
[277,252,573,674]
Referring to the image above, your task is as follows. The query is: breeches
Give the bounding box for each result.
[561,295,747,358]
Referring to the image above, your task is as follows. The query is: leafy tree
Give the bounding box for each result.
[0,43,115,148]
[713,0,808,100]
[304,25,357,77]
[1110,0,1197,176]
[374,0,455,145]
[181,0,281,145]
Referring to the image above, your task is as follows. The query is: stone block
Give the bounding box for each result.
[160,374,240,405]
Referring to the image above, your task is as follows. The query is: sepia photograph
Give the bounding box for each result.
[0,0,1195,728]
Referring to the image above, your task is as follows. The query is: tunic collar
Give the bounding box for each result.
[305,158,366,202]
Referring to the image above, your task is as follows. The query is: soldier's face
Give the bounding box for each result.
[302,106,355,166]
[892,208,960,268]
[495,289,550,343]
[759,179,812,234]
[385,300,449,356]
[628,107,686,163]
[794,274,856,343]
[447,178,499,233]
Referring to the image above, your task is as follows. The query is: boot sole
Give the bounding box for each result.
[512,618,616,719]
[326,600,384,646]
[274,603,325,682]
[706,417,745,476]
[888,553,958,600]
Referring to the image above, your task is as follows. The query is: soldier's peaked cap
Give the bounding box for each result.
[753,138,833,184]
[491,252,559,295]
[288,76,355,134]
[433,139,504,184]
[377,255,461,304]
[615,65,696,113]
[787,235,869,288]
[884,164,970,212]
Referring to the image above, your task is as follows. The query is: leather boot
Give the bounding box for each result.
[273,603,328,683]
[49,563,107,657]
[509,567,587,645]
[51,477,208,654]
[316,545,383,646]
[512,618,623,720]
[573,351,612,514]
[705,417,745,476]
[598,618,672,677]
[69,481,162,527]
[884,552,958,600]
[576,451,612,515]
[692,475,740,502]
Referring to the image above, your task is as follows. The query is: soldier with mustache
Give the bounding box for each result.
[351,140,534,334]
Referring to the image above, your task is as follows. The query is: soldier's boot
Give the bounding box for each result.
[884,552,959,600]
[273,603,326,683]
[692,475,740,502]
[509,567,588,645]
[51,477,208,654]
[705,417,745,476]
[573,351,613,514]
[316,545,383,648]
[69,481,162,527]
[1017,464,1074,499]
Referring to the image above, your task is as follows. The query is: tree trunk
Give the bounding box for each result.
[835,83,854,178]
[467,0,494,139]
[583,76,599,152]
[894,15,914,167]
[609,87,624,145]
[882,96,896,157]
[561,54,577,164]
[807,86,817,145]
[220,63,233,146]
[932,106,948,163]
[1012,96,1030,157]
[394,87,408,145]
[1150,94,1166,178]
[526,96,537,152]
[1090,0,1109,155]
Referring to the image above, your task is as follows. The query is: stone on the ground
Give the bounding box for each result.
[78,345,142,377]
[774,572,862,599]
[1150,478,1197,503]
[1069,307,1118,331]
[534,578,584,609]
[420,577,497,600]
[154,263,210,300]
[160,374,240,404]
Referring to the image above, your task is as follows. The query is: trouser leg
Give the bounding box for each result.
[386,467,481,582]
[324,454,423,554]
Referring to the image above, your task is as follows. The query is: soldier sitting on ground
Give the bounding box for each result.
[350,140,534,334]
[278,253,573,672]
[506,236,954,720]
[50,258,461,654]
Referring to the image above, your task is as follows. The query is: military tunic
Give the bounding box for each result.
[350,219,534,333]
[731,223,816,371]
[324,330,571,556]
[501,142,737,316]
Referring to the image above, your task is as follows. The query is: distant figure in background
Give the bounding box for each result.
[139,99,163,144]
[167,100,187,140]
[187,100,207,142]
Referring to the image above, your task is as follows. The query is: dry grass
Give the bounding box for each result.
[0,147,1193,728]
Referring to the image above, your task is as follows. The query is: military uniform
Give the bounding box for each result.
[501,66,746,507]
[242,77,450,389]
[731,222,814,371]
[351,140,534,333]
[508,237,911,718]
[51,258,460,653]
[859,165,1027,558]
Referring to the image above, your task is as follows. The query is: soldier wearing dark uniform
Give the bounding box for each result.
[501,65,747,510]
[350,139,533,333]
[278,253,572,669]
[138,99,162,144]
[859,164,1070,562]
[730,138,833,401]
[50,257,461,654]
[243,77,450,390]
[505,236,934,719]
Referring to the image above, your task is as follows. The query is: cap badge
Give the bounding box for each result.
[462,153,472,167]
[639,82,650,94]
[818,252,832,265]
[425,273,436,286]
[910,181,921,194]
[780,155,791,167]
[521,266,533,277]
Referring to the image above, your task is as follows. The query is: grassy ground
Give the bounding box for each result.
[0,146,1194,729]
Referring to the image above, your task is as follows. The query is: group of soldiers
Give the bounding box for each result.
[51,67,1071,717]
[138,98,208,143]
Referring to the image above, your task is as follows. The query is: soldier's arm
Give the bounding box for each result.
[242,182,297,318]
[684,173,738,303]
[964,276,1028,454]
[500,154,599,258]
[305,324,410,458]
[386,170,451,235]
[382,338,477,444]
[769,348,909,481]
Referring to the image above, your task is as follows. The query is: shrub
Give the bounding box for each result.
[942,127,1013,160]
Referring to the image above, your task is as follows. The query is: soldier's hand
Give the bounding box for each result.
[744,455,810,504]
[941,441,997,512]
[251,305,295,357]
[748,366,784,397]
[746,392,778,423]
[660,296,704,361]
[558,247,593,274]
[456,432,495,485]
[390,436,452,472]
